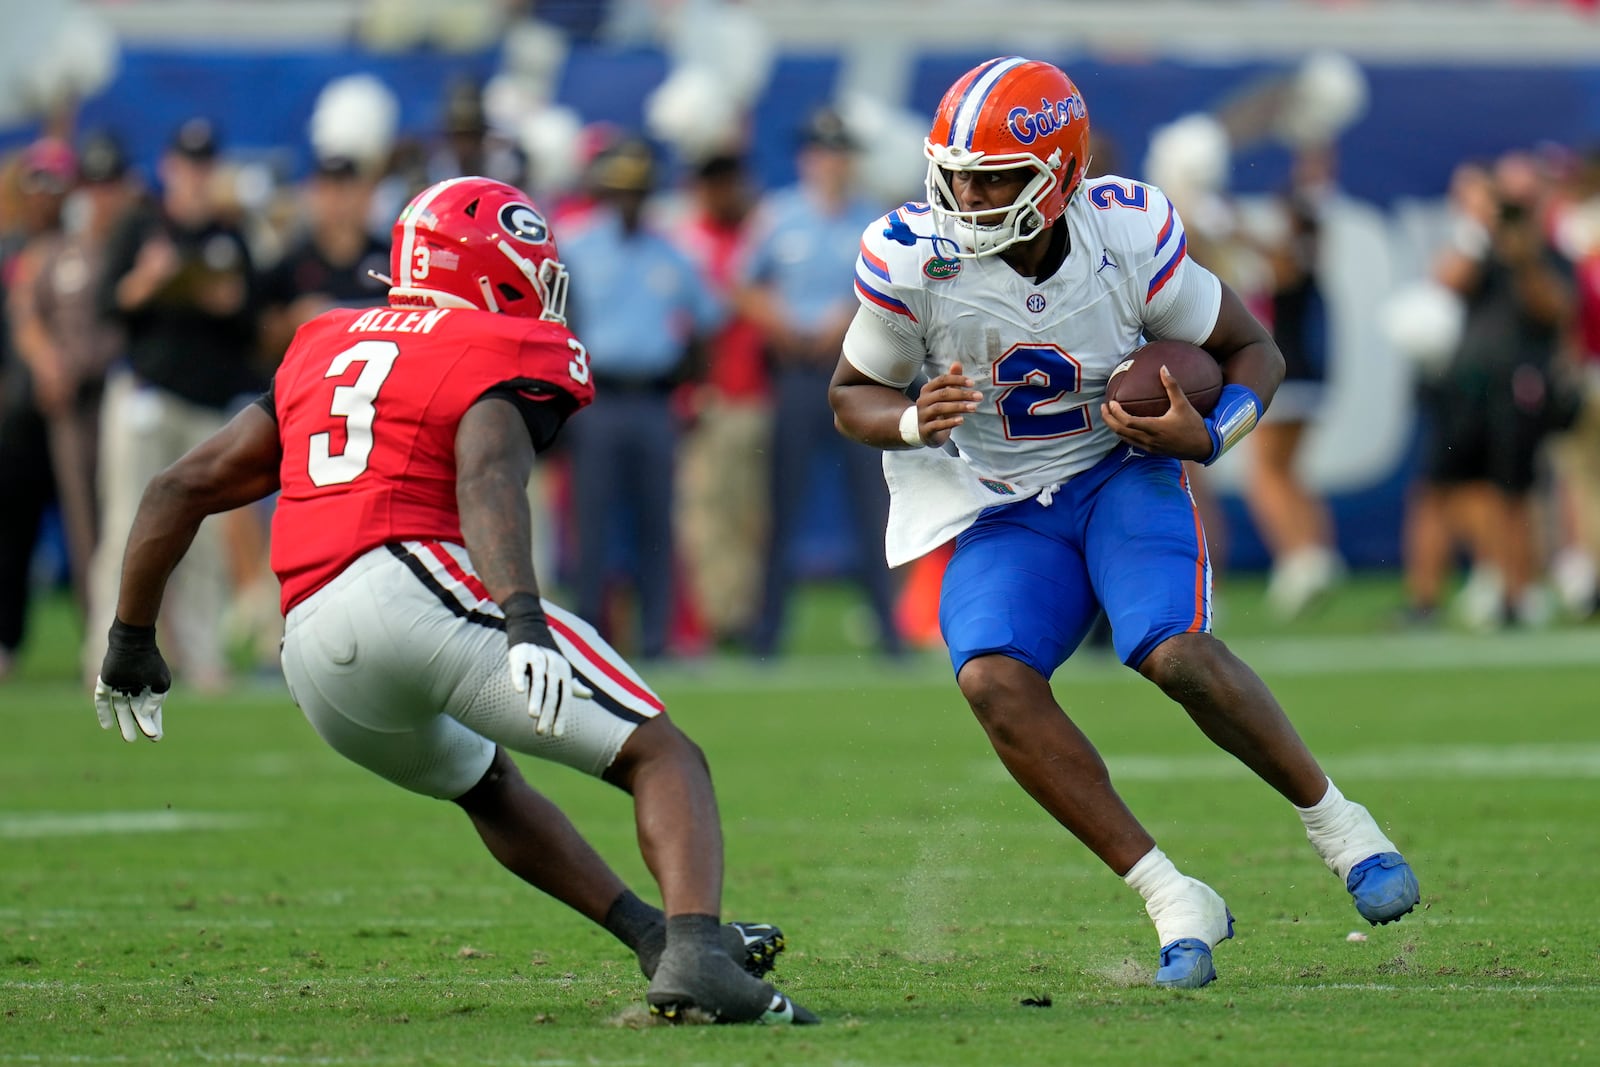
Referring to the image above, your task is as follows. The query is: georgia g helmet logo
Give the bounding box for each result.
[386,177,569,323]
[499,202,550,245]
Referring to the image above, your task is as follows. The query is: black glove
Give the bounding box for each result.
[100,619,172,696]
[502,592,557,649]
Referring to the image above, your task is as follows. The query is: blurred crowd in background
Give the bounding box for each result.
[1,0,1599,686]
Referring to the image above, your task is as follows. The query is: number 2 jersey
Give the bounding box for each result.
[265,304,593,614]
[846,176,1223,490]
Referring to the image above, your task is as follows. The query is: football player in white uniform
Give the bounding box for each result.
[829,57,1419,988]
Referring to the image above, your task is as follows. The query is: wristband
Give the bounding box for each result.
[898,404,925,447]
[103,617,170,694]
[1202,384,1263,466]
[107,617,158,652]
[502,592,556,648]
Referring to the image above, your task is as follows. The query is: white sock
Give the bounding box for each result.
[1124,847,1184,900]
[1123,847,1231,949]
[1295,778,1399,881]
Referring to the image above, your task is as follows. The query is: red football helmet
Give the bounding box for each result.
[924,57,1092,257]
[385,176,569,323]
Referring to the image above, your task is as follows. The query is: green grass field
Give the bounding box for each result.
[4,578,1599,1066]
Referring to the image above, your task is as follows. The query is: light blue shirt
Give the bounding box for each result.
[741,185,882,331]
[561,210,723,378]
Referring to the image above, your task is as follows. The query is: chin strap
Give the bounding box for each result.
[1202,384,1263,466]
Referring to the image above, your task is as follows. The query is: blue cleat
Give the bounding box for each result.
[1346,852,1420,925]
[1154,910,1235,989]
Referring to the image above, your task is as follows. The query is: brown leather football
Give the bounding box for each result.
[1105,339,1223,418]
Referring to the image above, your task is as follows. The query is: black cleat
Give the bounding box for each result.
[648,988,818,1026]
[726,921,785,979]
[637,920,786,980]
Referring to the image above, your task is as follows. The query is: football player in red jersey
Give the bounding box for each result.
[90,176,815,1025]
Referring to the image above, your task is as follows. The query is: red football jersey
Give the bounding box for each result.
[270,304,594,612]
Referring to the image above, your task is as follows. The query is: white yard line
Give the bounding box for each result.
[0,811,265,839]
[1091,742,1600,782]
[0,1057,598,1067]
[636,628,1600,693]
[5,629,1594,702]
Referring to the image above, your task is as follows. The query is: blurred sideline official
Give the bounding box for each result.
[560,138,721,659]
[738,109,901,657]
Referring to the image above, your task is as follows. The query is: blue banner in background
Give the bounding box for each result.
[68,46,499,179]
[16,44,1594,201]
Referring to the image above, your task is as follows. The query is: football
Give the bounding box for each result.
[1105,339,1223,418]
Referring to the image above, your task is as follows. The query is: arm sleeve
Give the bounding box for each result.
[475,379,579,453]
[252,378,276,422]
[1136,187,1223,345]
[841,306,927,389]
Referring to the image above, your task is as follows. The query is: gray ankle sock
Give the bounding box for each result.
[603,890,663,952]
[665,912,722,954]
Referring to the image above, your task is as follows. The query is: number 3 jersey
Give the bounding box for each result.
[847,176,1222,491]
[266,305,594,613]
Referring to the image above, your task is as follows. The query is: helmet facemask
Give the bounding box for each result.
[925,142,1078,258]
[488,237,570,324]
[533,258,569,325]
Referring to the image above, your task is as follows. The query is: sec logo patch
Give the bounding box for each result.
[1025,293,1047,313]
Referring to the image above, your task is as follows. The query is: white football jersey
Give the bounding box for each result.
[847,175,1222,491]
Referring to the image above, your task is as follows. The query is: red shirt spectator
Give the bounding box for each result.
[670,154,767,401]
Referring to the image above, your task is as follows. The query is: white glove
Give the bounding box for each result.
[94,676,166,743]
[509,643,592,737]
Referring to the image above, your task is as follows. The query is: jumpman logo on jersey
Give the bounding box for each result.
[1097,248,1119,273]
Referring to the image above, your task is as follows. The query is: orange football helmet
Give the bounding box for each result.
[385,176,569,323]
[924,57,1092,257]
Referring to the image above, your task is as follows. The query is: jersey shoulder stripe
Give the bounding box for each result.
[859,244,893,283]
[1154,199,1177,255]
[1148,231,1189,302]
[855,203,939,324]
[854,276,918,322]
